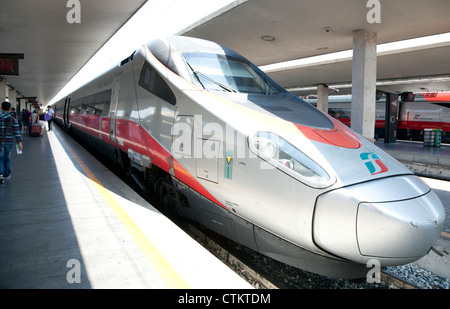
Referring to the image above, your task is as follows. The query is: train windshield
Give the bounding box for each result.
[183,52,279,95]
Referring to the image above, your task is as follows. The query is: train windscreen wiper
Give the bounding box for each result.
[185,61,237,93]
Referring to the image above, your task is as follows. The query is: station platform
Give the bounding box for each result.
[375,139,450,181]
[0,126,252,289]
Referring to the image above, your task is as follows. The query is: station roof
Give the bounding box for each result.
[181,0,450,95]
[1,0,449,104]
[0,0,147,104]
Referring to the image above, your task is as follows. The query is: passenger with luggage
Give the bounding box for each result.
[31,109,44,137]
[0,101,23,184]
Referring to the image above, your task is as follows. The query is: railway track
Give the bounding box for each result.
[380,271,420,289]
[178,220,420,289]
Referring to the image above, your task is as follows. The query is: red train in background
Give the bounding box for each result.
[305,92,450,143]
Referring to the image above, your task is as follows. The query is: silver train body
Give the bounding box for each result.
[54,36,445,278]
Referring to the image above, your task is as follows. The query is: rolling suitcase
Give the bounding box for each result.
[31,125,41,137]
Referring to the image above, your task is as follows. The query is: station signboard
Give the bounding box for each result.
[0,54,24,75]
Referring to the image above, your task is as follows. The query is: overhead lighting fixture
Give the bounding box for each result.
[261,35,275,41]
[261,32,450,74]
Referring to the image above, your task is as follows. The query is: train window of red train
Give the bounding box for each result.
[431,102,450,108]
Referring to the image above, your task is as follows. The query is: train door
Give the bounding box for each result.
[172,114,220,183]
[63,96,71,128]
[172,115,194,159]
[406,111,410,137]
[109,73,122,143]
[401,102,415,138]
[172,114,237,241]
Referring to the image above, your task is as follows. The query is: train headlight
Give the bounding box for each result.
[253,136,277,158]
[250,132,333,188]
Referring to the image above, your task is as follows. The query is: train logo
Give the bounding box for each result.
[360,152,389,175]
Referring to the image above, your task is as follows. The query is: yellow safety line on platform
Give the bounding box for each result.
[61,138,190,289]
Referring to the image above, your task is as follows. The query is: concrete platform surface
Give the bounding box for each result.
[0,126,252,289]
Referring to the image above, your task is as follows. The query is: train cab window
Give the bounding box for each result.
[183,52,280,95]
[139,62,176,105]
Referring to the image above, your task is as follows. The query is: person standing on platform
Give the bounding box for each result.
[0,101,23,184]
[22,108,31,135]
[46,105,54,131]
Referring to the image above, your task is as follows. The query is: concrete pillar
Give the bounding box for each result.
[18,98,28,113]
[351,30,377,141]
[0,79,7,102]
[9,89,17,108]
[316,84,329,114]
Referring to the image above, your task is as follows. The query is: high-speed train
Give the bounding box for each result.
[305,93,450,143]
[53,36,445,278]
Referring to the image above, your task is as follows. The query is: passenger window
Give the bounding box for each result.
[139,62,176,105]
[69,89,111,116]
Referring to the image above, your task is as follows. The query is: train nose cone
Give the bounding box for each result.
[313,175,445,265]
[357,192,444,259]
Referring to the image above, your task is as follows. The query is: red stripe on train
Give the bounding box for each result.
[294,116,361,149]
[66,115,226,210]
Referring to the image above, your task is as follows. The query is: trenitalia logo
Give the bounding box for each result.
[360,153,388,175]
